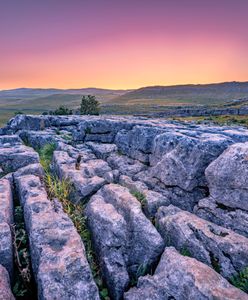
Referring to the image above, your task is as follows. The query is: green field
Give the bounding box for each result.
[171,115,248,127]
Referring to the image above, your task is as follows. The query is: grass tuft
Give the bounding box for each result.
[230,267,248,293]
[131,191,147,207]
[38,143,56,171]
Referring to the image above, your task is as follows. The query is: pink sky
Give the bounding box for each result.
[0,0,248,89]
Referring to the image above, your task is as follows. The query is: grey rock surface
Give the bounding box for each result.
[2,115,248,298]
[0,179,13,278]
[86,184,164,299]
[52,151,107,203]
[156,205,248,279]
[149,132,232,191]
[86,142,117,160]
[107,153,147,178]
[124,247,248,300]
[119,175,170,217]
[0,144,39,173]
[194,197,248,238]
[205,142,248,210]
[0,265,15,300]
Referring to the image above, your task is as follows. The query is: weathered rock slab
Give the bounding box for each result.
[0,179,13,278]
[194,197,248,238]
[86,184,164,299]
[124,247,248,300]
[156,205,248,278]
[0,145,39,173]
[0,265,15,300]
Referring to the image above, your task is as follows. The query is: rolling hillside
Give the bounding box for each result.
[111,81,248,105]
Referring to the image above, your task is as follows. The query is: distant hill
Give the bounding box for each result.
[0,87,129,100]
[111,81,248,106]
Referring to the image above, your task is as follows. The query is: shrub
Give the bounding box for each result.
[53,105,73,115]
[45,106,73,116]
[80,95,100,115]
[14,111,24,115]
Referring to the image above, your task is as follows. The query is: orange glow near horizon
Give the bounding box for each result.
[0,0,248,90]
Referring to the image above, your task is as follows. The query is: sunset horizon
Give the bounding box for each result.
[1,79,248,92]
[1,0,248,90]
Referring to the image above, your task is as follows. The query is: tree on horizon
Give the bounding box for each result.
[80,95,100,115]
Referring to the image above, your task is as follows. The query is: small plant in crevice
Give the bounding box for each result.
[12,206,36,299]
[117,149,123,156]
[61,133,72,142]
[21,136,32,147]
[55,128,61,135]
[130,263,154,287]
[209,252,221,274]
[131,190,147,207]
[229,267,248,293]
[85,127,92,134]
[180,247,191,257]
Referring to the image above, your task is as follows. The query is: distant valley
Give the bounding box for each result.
[1,81,248,126]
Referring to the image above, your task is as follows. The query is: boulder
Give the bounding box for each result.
[134,170,206,211]
[86,194,129,300]
[156,205,248,279]
[149,132,232,191]
[115,126,164,163]
[52,151,107,203]
[86,184,164,299]
[205,142,248,210]
[19,130,59,149]
[14,163,45,179]
[0,135,22,147]
[124,247,248,300]
[0,179,13,225]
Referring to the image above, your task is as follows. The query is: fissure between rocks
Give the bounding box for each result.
[36,143,111,300]
[11,179,37,299]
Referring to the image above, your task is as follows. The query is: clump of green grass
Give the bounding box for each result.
[180,247,191,257]
[131,191,147,207]
[130,263,149,286]
[61,134,72,141]
[38,143,56,171]
[230,267,248,293]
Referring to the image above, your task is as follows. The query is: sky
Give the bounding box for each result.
[0,0,248,90]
